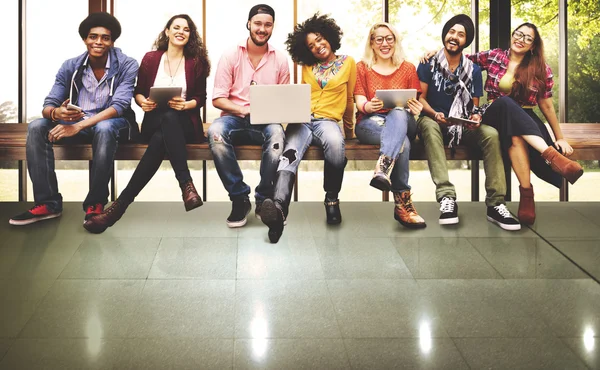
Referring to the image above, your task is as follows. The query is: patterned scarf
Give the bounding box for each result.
[313,55,347,88]
[429,49,474,147]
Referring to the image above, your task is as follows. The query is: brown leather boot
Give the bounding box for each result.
[541,146,583,184]
[518,185,536,225]
[370,155,395,191]
[83,199,129,234]
[180,180,203,212]
[393,191,426,229]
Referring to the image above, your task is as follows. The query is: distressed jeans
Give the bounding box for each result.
[26,117,129,212]
[417,115,507,206]
[208,115,284,201]
[355,109,417,192]
[276,118,346,194]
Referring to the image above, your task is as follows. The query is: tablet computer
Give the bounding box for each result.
[447,116,480,125]
[149,86,183,107]
[375,89,417,109]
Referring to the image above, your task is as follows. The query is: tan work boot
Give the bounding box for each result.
[393,191,426,229]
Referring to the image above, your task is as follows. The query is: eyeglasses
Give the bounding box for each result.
[372,35,395,45]
[512,30,535,44]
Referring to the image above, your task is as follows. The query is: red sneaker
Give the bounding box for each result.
[85,203,104,221]
[9,204,62,226]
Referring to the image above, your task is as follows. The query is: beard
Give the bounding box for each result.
[444,40,464,56]
[250,31,271,47]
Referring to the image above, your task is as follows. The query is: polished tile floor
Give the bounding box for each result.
[0,201,599,369]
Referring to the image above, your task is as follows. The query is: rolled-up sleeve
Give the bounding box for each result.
[212,51,234,100]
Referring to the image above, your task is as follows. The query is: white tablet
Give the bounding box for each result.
[375,89,417,109]
[447,116,480,125]
[149,86,183,107]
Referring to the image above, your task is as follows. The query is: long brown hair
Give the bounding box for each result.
[510,22,547,101]
[153,14,210,76]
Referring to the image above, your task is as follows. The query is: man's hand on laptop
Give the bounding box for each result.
[239,105,251,117]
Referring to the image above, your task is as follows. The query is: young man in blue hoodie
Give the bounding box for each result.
[9,12,139,226]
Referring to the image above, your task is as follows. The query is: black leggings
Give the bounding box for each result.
[119,109,195,203]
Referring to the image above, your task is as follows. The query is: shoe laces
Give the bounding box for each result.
[440,197,455,213]
[494,204,512,218]
[401,193,417,214]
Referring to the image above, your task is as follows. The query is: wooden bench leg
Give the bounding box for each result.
[382,191,389,202]
[89,160,93,191]
[18,160,27,201]
[504,161,512,202]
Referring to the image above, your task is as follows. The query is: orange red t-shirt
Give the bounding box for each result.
[354,60,421,122]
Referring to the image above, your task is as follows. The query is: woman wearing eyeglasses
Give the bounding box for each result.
[354,22,425,229]
[465,22,583,225]
[259,13,355,243]
[84,14,210,234]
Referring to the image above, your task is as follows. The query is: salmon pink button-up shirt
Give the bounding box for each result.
[212,39,290,117]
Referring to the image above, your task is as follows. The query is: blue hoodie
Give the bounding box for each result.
[43,47,138,119]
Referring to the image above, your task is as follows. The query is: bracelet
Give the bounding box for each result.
[50,107,58,122]
[361,101,369,114]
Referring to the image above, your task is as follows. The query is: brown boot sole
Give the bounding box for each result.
[394,213,427,229]
[566,168,584,185]
[184,197,204,212]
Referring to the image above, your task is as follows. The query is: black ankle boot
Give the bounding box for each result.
[324,193,342,225]
[261,171,295,243]
[323,158,346,225]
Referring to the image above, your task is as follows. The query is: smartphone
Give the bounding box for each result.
[66,103,84,113]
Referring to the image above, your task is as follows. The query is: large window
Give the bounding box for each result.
[0,0,19,200]
[25,0,89,201]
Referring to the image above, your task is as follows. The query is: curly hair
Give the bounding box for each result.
[153,14,210,76]
[285,13,343,66]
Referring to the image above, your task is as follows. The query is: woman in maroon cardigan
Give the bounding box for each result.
[84,14,210,234]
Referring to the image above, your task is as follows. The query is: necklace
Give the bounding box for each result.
[166,52,184,86]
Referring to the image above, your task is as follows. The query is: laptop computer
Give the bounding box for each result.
[249,84,311,125]
[376,89,417,109]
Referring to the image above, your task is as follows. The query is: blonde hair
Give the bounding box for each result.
[362,22,405,69]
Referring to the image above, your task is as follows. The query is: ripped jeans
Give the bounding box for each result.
[277,118,345,174]
[208,115,284,201]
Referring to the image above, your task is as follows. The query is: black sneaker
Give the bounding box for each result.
[439,196,459,225]
[487,204,521,231]
[227,198,251,228]
[9,204,62,226]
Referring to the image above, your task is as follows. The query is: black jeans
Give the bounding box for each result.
[119,109,195,203]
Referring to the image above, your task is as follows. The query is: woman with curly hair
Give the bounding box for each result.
[467,22,583,225]
[260,13,356,243]
[84,14,210,234]
[355,22,426,229]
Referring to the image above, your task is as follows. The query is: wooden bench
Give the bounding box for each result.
[1,122,599,201]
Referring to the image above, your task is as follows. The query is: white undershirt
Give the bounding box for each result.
[153,53,187,98]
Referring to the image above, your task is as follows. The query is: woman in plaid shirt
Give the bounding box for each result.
[467,22,583,225]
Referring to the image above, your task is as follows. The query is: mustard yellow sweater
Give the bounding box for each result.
[301,56,357,138]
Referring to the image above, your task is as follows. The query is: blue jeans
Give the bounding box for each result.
[208,115,284,201]
[355,109,416,192]
[277,118,346,193]
[26,117,129,212]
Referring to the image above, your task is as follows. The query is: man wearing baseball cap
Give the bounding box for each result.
[209,4,290,228]
[416,14,520,231]
[10,12,139,227]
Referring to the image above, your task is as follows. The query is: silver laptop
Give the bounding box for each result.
[250,84,311,125]
[376,89,417,109]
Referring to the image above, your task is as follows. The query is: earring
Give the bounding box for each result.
[530,49,534,55]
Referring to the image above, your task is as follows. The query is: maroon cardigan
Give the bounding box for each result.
[135,50,208,140]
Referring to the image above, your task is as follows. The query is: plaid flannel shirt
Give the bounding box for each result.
[467,48,554,107]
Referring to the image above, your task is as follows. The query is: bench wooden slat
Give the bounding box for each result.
[1,122,598,161]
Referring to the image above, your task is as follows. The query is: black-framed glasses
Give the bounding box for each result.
[512,30,535,44]
[372,35,395,45]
